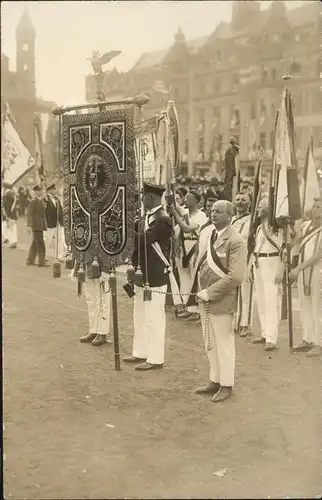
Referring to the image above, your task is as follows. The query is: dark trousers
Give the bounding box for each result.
[27,231,46,265]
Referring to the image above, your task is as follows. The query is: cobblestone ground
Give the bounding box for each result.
[2,218,322,499]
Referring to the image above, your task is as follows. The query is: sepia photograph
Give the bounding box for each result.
[1,0,321,498]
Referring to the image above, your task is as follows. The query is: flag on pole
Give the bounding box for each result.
[268,110,280,227]
[34,114,44,181]
[247,147,263,260]
[272,88,301,220]
[301,139,320,215]
[2,111,35,186]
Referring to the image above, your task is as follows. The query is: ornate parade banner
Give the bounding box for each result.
[62,107,136,268]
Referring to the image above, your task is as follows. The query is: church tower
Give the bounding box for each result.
[16,9,36,99]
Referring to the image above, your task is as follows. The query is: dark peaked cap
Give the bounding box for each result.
[33,185,42,191]
[143,182,165,197]
[47,183,56,191]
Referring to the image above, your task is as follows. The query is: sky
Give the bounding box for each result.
[1,1,306,106]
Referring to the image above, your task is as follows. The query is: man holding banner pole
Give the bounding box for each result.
[290,198,322,357]
[268,75,302,351]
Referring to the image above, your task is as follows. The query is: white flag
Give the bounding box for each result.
[2,116,35,185]
[301,140,320,215]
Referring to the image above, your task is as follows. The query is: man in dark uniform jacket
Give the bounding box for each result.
[26,185,49,267]
[123,182,173,371]
[2,182,18,248]
[44,183,65,260]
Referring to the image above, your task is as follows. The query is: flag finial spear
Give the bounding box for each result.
[282,73,291,89]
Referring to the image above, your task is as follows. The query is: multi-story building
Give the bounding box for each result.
[1,10,57,177]
[86,0,320,178]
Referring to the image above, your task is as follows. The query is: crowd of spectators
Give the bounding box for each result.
[174,174,256,211]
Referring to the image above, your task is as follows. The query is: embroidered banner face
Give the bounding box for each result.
[62,107,135,268]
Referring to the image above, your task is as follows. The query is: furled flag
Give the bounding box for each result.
[272,88,301,220]
[301,139,320,215]
[247,147,263,260]
[2,107,35,185]
[34,114,44,181]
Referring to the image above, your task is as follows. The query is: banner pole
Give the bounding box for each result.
[285,221,294,352]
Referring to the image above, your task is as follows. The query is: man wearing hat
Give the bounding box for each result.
[123,182,173,371]
[44,183,66,261]
[169,189,208,322]
[2,181,18,248]
[26,185,49,267]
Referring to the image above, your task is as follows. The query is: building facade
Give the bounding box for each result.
[85,0,321,178]
[1,10,57,179]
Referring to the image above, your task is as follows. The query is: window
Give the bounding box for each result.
[215,51,222,63]
[259,99,267,125]
[232,73,239,92]
[198,80,205,95]
[198,136,205,158]
[22,43,28,51]
[184,138,189,154]
[230,107,240,129]
[293,94,303,116]
[206,80,212,96]
[212,106,220,126]
[259,132,266,150]
[251,102,256,120]
[272,32,281,42]
[198,109,205,126]
[214,77,221,95]
[313,127,322,149]
[261,65,268,82]
[23,64,28,71]
[272,68,276,81]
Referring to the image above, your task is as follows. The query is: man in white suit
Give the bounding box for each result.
[187,200,247,403]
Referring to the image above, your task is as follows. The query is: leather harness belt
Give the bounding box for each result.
[254,252,280,258]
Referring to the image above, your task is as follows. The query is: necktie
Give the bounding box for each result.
[211,228,218,244]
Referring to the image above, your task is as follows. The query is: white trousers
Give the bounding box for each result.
[2,220,9,242]
[199,303,235,387]
[3,219,17,245]
[234,280,254,329]
[84,278,110,335]
[254,257,281,344]
[176,252,198,314]
[45,225,66,260]
[298,266,322,346]
[132,284,167,364]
